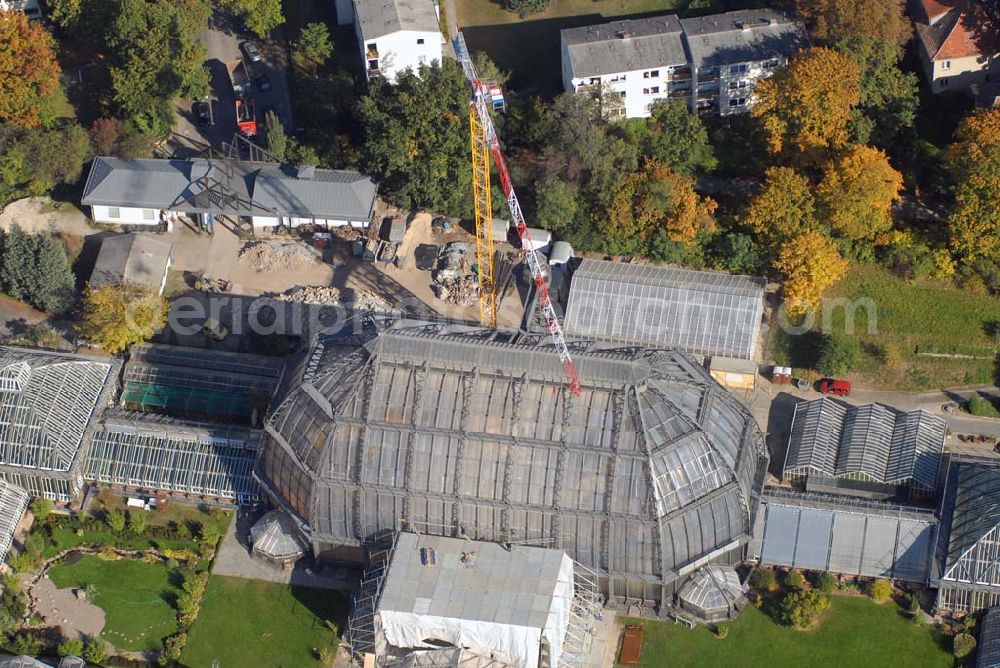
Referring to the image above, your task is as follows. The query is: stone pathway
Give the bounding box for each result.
[31,575,105,640]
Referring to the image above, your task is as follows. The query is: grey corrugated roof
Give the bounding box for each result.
[564,259,765,360]
[91,233,172,289]
[562,15,687,79]
[680,8,807,68]
[378,532,566,629]
[354,0,439,40]
[980,607,1000,668]
[783,399,945,490]
[81,157,377,221]
[252,166,378,221]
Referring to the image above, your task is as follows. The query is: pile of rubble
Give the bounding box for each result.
[431,242,480,307]
[238,241,322,272]
[264,285,393,312]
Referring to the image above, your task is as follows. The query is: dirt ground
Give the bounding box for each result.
[0,198,93,237]
[31,575,106,640]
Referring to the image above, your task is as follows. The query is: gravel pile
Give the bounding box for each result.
[238,241,322,272]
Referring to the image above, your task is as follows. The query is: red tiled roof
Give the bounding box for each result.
[936,11,983,58]
[917,0,954,23]
[914,2,984,61]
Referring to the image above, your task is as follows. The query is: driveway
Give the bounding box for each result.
[170,11,294,157]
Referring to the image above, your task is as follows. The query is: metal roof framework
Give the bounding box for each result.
[85,411,260,504]
[783,398,946,490]
[564,260,765,360]
[259,321,768,608]
[937,463,1000,587]
[0,478,29,564]
[250,510,307,561]
[677,563,746,619]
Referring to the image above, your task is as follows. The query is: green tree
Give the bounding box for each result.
[706,232,759,274]
[785,569,806,588]
[868,578,892,603]
[0,11,61,129]
[57,636,84,657]
[78,283,168,353]
[533,177,579,238]
[31,497,51,522]
[264,110,287,161]
[47,0,84,29]
[295,22,333,70]
[106,508,126,533]
[128,510,147,535]
[199,522,223,548]
[834,36,918,147]
[781,590,831,629]
[0,227,77,315]
[637,100,716,176]
[82,638,108,665]
[818,333,860,375]
[500,0,548,17]
[359,61,472,215]
[223,0,284,37]
[749,568,777,592]
[472,52,510,88]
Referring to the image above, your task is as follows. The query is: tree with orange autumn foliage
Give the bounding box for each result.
[775,231,848,315]
[605,159,716,251]
[0,11,61,129]
[946,108,1000,263]
[817,145,903,241]
[752,48,861,165]
[743,166,818,250]
[796,0,911,47]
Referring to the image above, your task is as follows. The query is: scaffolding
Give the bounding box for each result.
[347,534,397,659]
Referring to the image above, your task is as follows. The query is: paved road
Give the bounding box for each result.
[170,12,294,157]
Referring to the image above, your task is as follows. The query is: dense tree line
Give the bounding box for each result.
[0,226,76,315]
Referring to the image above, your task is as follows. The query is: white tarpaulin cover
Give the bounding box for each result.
[377,534,576,668]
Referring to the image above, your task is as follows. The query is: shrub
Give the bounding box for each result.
[714,624,730,639]
[58,636,85,657]
[817,333,860,376]
[816,571,837,593]
[869,578,892,603]
[7,632,41,656]
[166,558,179,570]
[749,568,776,592]
[31,497,51,522]
[906,592,920,615]
[160,632,187,663]
[318,645,335,666]
[500,0,548,17]
[968,394,1000,418]
[199,523,223,548]
[83,638,109,664]
[953,632,976,659]
[780,590,830,630]
[97,544,119,561]
[785,569,806,588]
[128,510,147,535]
[105,509,126,534]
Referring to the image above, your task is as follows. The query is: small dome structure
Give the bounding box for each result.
[677,565,747,623]
[250,510,307,567]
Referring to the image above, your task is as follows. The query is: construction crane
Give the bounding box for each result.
[453,32,583,397]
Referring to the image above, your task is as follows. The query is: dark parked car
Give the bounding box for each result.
[255,74,271,91]
[193,99,213,127]
[241,40,262,62]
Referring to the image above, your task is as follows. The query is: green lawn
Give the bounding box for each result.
[181,576,350,668]
[621,596,951,668]
[48,555,181,652]
[770,264,1000,390]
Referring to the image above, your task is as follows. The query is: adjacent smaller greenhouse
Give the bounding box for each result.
[250,510,307,567]
[677,564,747,623]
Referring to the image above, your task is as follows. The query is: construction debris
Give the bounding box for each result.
[238,241,322,272]
[433,275,479,307]
[264,285,393,312]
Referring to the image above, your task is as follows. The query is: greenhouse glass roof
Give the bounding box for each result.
[0,478,29,564]
[677,564,745,614]
[563,260,766,360]
[259,320,769,605]
[0,348,115,471]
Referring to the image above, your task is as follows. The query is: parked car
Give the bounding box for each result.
[241,40,262,62]
[193,99,213,127]
[255,74,271,91]
[818,378,851,396]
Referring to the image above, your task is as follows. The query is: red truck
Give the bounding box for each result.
[236,97,257,137]
[819,378,851,396]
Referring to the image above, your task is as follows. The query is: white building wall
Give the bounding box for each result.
[251,215,369,230]
[91,205,161,226]
[357,29,444,83]
[567,64,691,119]
[715,58,784,116]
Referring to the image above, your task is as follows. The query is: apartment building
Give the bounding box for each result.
[350,0,444,83]
[912,0,997,94]
[561,8,807,118]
